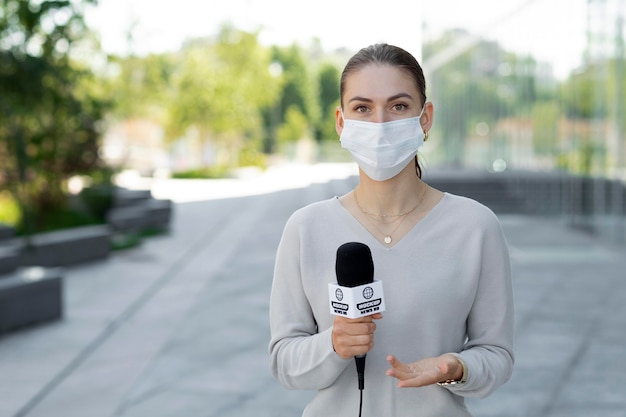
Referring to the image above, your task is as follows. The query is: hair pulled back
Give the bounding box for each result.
[340,43,427,109]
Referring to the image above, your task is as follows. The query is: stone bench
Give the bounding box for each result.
[107,199,173,233]
[0,267,63,334]
[106,205,147,233]
[113,188,153,208]
[0,224,15,240]
[18,225,111,267]
[0,244,21,276]
[144,199,173,230]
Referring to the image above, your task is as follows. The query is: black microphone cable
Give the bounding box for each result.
[359,387,363,417]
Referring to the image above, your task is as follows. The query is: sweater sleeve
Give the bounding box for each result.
[446,209,515,398]
[268,211,350,390]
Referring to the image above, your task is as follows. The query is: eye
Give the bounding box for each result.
[391,103,408,112]
[354,105,369,113]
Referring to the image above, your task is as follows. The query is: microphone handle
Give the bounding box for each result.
[355,355,366,390]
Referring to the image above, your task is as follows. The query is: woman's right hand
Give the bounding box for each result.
[331,313,383,359]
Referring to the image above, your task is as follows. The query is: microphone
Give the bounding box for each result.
[335,242,375,391]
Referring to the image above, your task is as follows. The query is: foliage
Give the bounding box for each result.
[170,166,230,179]
[0,190,20,226]
[559,66,603,119]
[163,26,280,168]
[277,106,309,145]
[78,180,114,221]
[105,30,347,170]
[0,0,110,234]
[108,52,177,121]
[269,45,320,143]
[532,101,560,155]
[316,62,341,141]
[558,57,626,174]
[238,139,267,168]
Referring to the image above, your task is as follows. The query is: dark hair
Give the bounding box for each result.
[339,43,428,178]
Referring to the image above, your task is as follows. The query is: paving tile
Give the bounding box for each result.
[1,171,625,417]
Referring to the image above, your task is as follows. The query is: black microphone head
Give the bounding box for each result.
[335,242,374,288]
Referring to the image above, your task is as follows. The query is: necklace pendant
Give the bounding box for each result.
[384,236,392,244]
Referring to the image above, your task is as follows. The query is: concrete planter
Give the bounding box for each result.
[0,244,22,276]
[113,188,152,208]
[0,224,15,240]
[107,187,173,233]
[0,187,173,275]
[0,267,63,334]
[18,225,112,268]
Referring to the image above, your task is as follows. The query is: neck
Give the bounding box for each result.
[355,166,424,215]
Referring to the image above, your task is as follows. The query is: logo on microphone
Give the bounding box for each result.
[362,286,374,299]
[328,281,385,319]
[332,288,348,315]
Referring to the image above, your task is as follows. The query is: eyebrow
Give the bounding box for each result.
[347,93,415,104]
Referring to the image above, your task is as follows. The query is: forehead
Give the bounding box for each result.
[344,64,419,102]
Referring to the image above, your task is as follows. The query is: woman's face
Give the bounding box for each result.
[336,63,433,135]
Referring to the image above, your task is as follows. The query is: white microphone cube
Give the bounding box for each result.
[328,280,385,319]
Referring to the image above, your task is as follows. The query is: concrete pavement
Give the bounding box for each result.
[0,164,625,417]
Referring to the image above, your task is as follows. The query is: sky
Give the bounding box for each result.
[85,0,588,79]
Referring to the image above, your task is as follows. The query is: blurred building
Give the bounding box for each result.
[585,0,626,179]
[101,118,169,177]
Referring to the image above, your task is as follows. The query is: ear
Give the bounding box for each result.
[420,101,434,132]
[335,107,344,138]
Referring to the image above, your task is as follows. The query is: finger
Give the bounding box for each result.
[336,330,375,347]
[387,366,416,381]
[386,355,413,380]
[397,377,427,388]
[351,333,374,347]
[333,337,373,358]
[386,355,411,370]
[391,368,432,387]
[338,322,376,337]
[386,354,401,368]
[344,339,375,357]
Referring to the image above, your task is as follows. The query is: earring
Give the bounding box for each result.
[424,130,429,142]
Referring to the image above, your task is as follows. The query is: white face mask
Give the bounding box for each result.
[340,109,425,181]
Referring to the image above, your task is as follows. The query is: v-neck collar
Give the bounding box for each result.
[333,193,449,250]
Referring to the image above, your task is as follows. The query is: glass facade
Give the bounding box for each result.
[421,1,623,174]
[421,0,626,241]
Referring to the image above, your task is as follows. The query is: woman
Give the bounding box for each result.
[269,43,514,416]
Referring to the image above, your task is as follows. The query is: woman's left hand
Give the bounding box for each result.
[385,353,463,388]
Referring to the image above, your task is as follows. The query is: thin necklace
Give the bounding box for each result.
[354,183,428,245]
[355,195,419,218]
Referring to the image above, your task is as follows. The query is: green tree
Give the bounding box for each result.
[0,0,108,233]
[532,101,559,155]
[559,66,601,119]
[109,52,177,122]
[316,62,340,141]
[271,45,320,141]
[277,106,309,145]
[166,26,279,169]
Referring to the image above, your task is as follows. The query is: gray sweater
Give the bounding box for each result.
[269,193,514,416]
